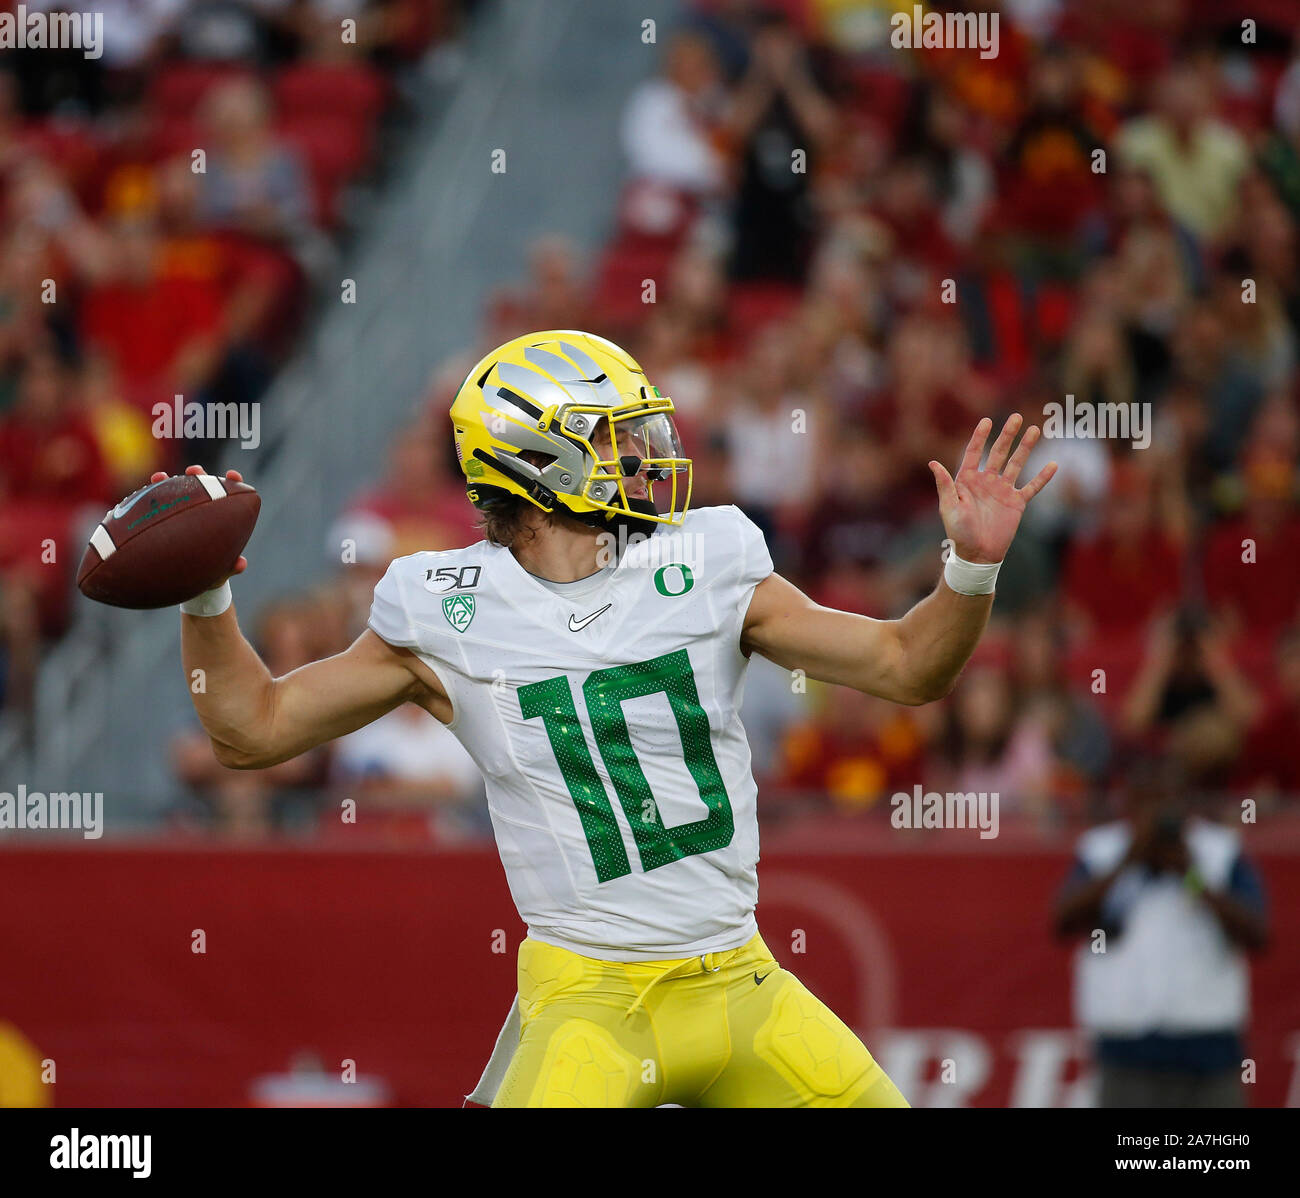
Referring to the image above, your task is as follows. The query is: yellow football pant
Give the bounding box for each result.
[492,931,909,1108]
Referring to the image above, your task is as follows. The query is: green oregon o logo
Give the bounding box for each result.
[654,563,694,597]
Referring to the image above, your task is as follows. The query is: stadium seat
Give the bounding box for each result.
[277,115,373,227]
[274,63,388,126]
[150,62,254,118]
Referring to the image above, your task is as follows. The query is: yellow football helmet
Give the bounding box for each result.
[450,329,692,530]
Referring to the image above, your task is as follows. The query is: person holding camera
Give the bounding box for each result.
[1054,762,1269,1107]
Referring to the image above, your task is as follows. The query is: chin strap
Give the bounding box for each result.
[570,498,661,544]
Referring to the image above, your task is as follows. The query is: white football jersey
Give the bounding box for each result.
[367,505,774,960]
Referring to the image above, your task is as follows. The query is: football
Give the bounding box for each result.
[76,473,260,609]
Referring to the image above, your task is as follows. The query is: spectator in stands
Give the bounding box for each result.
[901,84,993,248]
[1020,376,1114,560]
[867,154,960,286]
[197,77,313,244]
[4,157,115,331]
[79,211,225,416]
[0,351,111,506]
[1260,35,1300,221]
[1054,761,1269,1107]
[171,596,333,835]
[331,702,490,845]
[1210,253,1296,392]
[798,428,912,616]
[1060,308,1136,415]
[663,247,730,360]
[79,353,159,493]
[1169,302,1266,473]
[489,235,590,336]
[176,0,281,64]
[1062,457,1184,642]
[621,29,727,198]
[1112,221,1193,401]
[723,320,824,557]
[632,307,712,424]
[1236,625,1300,803]
[1000,42,1105,245]
[723,10,836,282]
[1012,611,1112,822]
[737,652,809,793]
[1117,58,1250,242]
[325,506,396,639]
[341,415,478,559]
[58,0,184,74]
[155,154,288,394]
[1202,440,1300,642]
[1121,612,1261,793]
[871,311,991,482]
[794,244,886,418]
[1230,184,1300,349]
[775,682,928,816]
[0,569,39,720]
[0,230,57,410]
[931,656,1055,821]
[1083,163,1201,291]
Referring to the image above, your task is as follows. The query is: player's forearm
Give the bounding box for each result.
[743,572,990,705]
[181,605,280,767]
[889,579,994,704]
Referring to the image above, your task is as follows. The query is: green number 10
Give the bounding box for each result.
[518,648,734,883]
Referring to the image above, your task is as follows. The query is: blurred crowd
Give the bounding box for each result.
[0,0,460,719]
[14,0,1299,839]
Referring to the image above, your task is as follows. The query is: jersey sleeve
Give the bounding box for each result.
[368,558,419,650]
[713,506,772,651]
[731,505,774,595]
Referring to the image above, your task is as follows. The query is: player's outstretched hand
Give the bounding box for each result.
[151,465,249,577]
[928,415,1057,565]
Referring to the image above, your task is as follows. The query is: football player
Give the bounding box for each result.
[174,330,1056,1107]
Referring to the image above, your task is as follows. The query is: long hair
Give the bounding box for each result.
[477,497,534,548]
[478,497,582,548]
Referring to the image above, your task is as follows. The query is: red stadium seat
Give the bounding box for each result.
[726,281,803,340]
[274,62,388,126]
[150,114,205,159]
[591,243,671,329]
[277,115,373,227]
[150,62,254,118]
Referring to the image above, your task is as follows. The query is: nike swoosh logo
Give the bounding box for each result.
[568,604,612,633]
[754,971,773,986]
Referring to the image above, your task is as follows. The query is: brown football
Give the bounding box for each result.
[77,474,260,609]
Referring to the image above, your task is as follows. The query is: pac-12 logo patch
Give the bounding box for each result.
[442,593,475,632]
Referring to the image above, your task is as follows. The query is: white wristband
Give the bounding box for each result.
[180,580,233,617]
[944,551,1001,596]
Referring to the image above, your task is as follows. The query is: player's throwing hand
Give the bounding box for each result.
[928,414,1058,565]
[151,464,250,578]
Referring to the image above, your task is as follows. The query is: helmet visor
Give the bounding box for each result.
[585,408,692,523]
